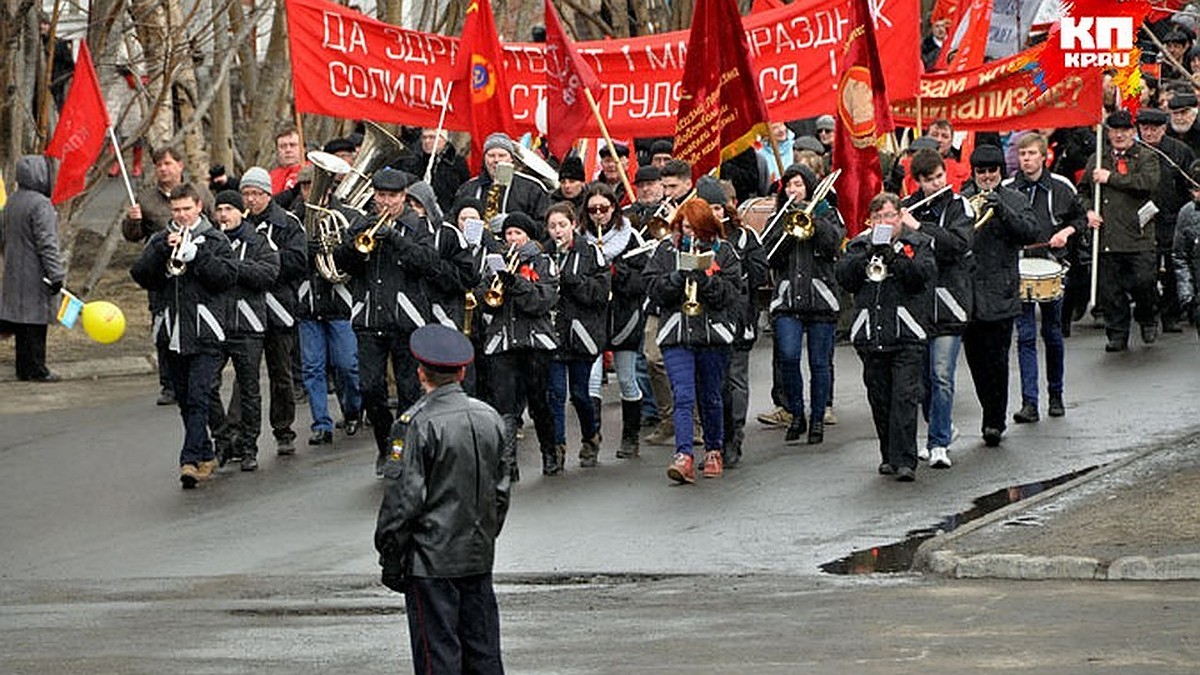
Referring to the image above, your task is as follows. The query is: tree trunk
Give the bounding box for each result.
[246,0,293,167]
[0,0,38,178]
[208,0,234,170]
[130,0,175,151]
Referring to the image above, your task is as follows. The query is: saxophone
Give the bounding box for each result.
[481,161,515,226]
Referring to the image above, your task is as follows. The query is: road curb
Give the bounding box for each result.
[0,354,156,383]
[913,429,1200,581]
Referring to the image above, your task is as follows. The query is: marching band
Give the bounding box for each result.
[114,114,1195,490]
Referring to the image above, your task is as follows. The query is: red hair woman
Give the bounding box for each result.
[642,199,745,484]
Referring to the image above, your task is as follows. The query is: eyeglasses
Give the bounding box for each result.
[587,204,612,215]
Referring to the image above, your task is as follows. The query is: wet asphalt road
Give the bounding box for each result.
[2,327,1199,671]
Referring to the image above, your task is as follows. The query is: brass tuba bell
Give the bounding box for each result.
[332,121,406,212]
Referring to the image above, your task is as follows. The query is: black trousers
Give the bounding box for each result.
[404,574,504,675]
[358,329,421,456]
[2,322,49,380]
[208,335,265,458]
[1158,245,1181,323]
[228,328,297,442]
[1098,251,1158,341]
[859,345,924,471]
[487,350,555,472]
[166,351,220,466]
[962,317,1014,434]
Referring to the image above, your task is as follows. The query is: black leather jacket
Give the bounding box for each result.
[375,383,509,578]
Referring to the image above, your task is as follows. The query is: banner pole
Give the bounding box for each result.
[768,134,787,184]
[424,82,454,184]
[584,88,636,207]
[1087,99,1103,312]
[108,126,137,205]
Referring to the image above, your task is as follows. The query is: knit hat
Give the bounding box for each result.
[483,132,515,156]
[241,166,272,194]
[695,176,727,206]
[969,143,1005,169]
[558,156,585,181]
[503,211,540,240]
[214,190,244,212]
[815,114,836,131]
[296,164,315,184]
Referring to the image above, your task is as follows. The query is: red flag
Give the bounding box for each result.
[832,0,894,238]
[544,0,603,160]
[45,42,110,205]
[454,0,515,173]
[673,0,771,178]
[935,0,994,73]
[749,0,784,14]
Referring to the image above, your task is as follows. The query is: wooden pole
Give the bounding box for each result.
[583,88,636,205]
[424,82,454,184]
[1088,98,1104,311]
[768,133,787,183]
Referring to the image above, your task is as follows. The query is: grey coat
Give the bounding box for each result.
[0,156,64,325]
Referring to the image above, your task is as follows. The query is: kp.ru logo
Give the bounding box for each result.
[1059,17,1135,67]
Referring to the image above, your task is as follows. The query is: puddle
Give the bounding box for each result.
[820,465,1101,575]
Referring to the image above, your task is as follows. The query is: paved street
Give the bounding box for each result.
[2,327,1199,671]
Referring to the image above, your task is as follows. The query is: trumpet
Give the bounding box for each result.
[681,239,703,317]
[354,212,394,254]
[967,190,995,229]
[167,225,192,276]
[866,254,888,282]
[483,245,521,308]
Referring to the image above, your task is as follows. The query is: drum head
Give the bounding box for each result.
[1019,257,1063,277]
[737,196,776,235]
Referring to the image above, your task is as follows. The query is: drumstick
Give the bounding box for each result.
[1022,242,1051,250]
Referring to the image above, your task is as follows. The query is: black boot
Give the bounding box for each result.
[542,445,564,476]
[617,400,641,459]
[807,418,824,445]
[579,436,600,468]
[591,396,603,443]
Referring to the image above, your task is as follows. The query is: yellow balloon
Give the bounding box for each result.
[81,301,126,344]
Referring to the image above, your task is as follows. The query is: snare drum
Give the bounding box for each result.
[737,196,776,235]
[1018,258,1065,302]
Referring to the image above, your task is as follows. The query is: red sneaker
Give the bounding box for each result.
[702,450,723,478]
[667,452,695,484]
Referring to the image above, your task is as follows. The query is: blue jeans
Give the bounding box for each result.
[299,319,361,432]
[167,351,219,466]
[548,359,597,444]
[663,346,729,456]
[773,315,835,425]
[636,351,658,420]
[1016,298,1064,406]
[922,334,961,449]
[588,350,643,401]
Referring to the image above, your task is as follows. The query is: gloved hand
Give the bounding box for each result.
[517,241,542,261]
[496,270,516,287]
[874,243,896,265]
[381,569,407,593]
[558,271,581,289]
[177,238,198,263]
[46,278,63,295]
[667,270,685,289]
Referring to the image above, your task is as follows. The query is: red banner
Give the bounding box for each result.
[675,0,771,176]
[891,49,1105,132]
[45,42,111,205]
[285,0,921,140]
[454,0,514,172]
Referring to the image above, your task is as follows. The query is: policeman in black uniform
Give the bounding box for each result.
[375,324,509,675]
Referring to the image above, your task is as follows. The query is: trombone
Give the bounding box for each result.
[765,168,842,262]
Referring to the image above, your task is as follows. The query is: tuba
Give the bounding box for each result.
[304,151,354,283]
[333,121,406,212]
[513,143,560,191]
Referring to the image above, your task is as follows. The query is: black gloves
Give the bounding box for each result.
[46,279,63,295]
[558,271,581,289]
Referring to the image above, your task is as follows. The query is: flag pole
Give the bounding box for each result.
[768,134,787,183]
[425,82,454,184]
[108,127,137,205]
[583,88,636,205]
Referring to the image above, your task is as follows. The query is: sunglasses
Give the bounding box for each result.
[975,166,1002,174]
[587,204,612,214]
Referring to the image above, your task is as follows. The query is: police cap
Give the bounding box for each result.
[409,324,474,372]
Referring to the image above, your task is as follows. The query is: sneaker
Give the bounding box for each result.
[1105,338,1128,352]
[807,420,824,445]
[307,430,332,447]
[667,453,696,484]
[277,436,297,455]
[895,466,917,482]
[1048,394,1065,418]
[702,450,723,478]
[240,455,259,472]
[823,407,837,425]
[929,446,951,469]
[756,406,792,427]
[982,427,1003,447]
[1013,402,1040,424]
[917,447,931,462]
[877,462,897,475]
[156,390,176,406]
[784,416,807,444]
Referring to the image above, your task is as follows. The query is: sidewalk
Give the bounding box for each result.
[915,430,1200,580]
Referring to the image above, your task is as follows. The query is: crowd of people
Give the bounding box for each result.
[89,91,1197,493]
